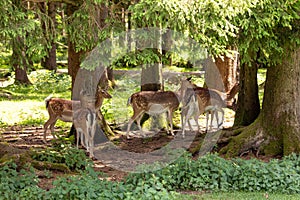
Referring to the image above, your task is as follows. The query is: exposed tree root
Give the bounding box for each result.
[218,116,282,157]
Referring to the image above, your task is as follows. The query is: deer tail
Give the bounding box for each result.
[44,95,53,109]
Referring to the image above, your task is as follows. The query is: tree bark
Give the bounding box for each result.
[221,47,300,157]
[12,37,32,85]
[66,4,84,89]
[67,3,114,138]
[141,63,163,91]
[41,2,57,70]
[214,49,239,92]
[234,61,260,126]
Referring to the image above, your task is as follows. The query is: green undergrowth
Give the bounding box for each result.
[126,153,300,194]
[0,70,71,127]
[1,152,300,199]
[31,140,92,172]
[1,70,71,101]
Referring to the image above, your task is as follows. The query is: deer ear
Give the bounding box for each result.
[187,77,192,81]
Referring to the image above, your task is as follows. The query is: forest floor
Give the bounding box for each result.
[0,123,233,190]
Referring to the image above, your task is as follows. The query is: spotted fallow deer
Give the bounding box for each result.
[126,91,180,139]
[73,94,97,158]
[180,79,239,136]
[43,88,112,143]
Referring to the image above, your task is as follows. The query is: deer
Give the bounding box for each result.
[43,88,112,144]
[180,86,225,137]
[73,94,97,158]
[126,91,180,139]
[180,78,239,137]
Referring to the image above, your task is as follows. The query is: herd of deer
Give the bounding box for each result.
[43,78,239,158]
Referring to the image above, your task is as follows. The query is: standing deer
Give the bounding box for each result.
[126,91,180,139]
[43,88,112,143]
[180,78,238,136]
[181,85,225,137]
[73,94,97,158]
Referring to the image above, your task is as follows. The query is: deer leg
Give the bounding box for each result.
[165,112,170,135]
[89,113,96,158]
[205,111,210,133]
[217,108,224,129]
[194,114,200,133]
[181,108,187,137]
[210,110,214,131]
[181,104,195,137]
[76,128,84,148]
[43,116,58,143]
[85,112,94,154]
[126,111,143,139]
[136,114,146,137]
[214,110,219,130]
[49,122,57,139]
[167,110,173,136]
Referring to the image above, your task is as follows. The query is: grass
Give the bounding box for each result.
[0,69,71,127]
[177,191,300,200]
[0,100,45,125]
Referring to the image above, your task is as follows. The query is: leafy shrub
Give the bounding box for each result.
[47,167,177,200]
[126,153,300,194]
[31,143,92,171]
[29,70,71,94]
[2,153,300,199]
[0,163,45,200]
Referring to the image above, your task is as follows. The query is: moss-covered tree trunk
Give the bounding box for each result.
[221,47,300,157]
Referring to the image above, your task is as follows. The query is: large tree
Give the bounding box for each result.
[221,0,300,156]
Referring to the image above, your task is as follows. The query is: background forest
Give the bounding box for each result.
[1,0,300,199]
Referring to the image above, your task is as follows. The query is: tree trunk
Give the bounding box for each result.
[12,37,31,85]
[234,61,260,126]
[214,49,239,92]
[14,66,31,85]
[141,63,163,91]
[140,63,164,128]
[221,47,300,157]
[41,2,57,70]
[66,3,86,140]
[67,40,83,89]
[67,3,114,138]
[204,57,225,92]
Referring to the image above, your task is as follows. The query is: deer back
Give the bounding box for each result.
[47,98,72,114]
[194,88,225,107]
[130,91,179,113]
